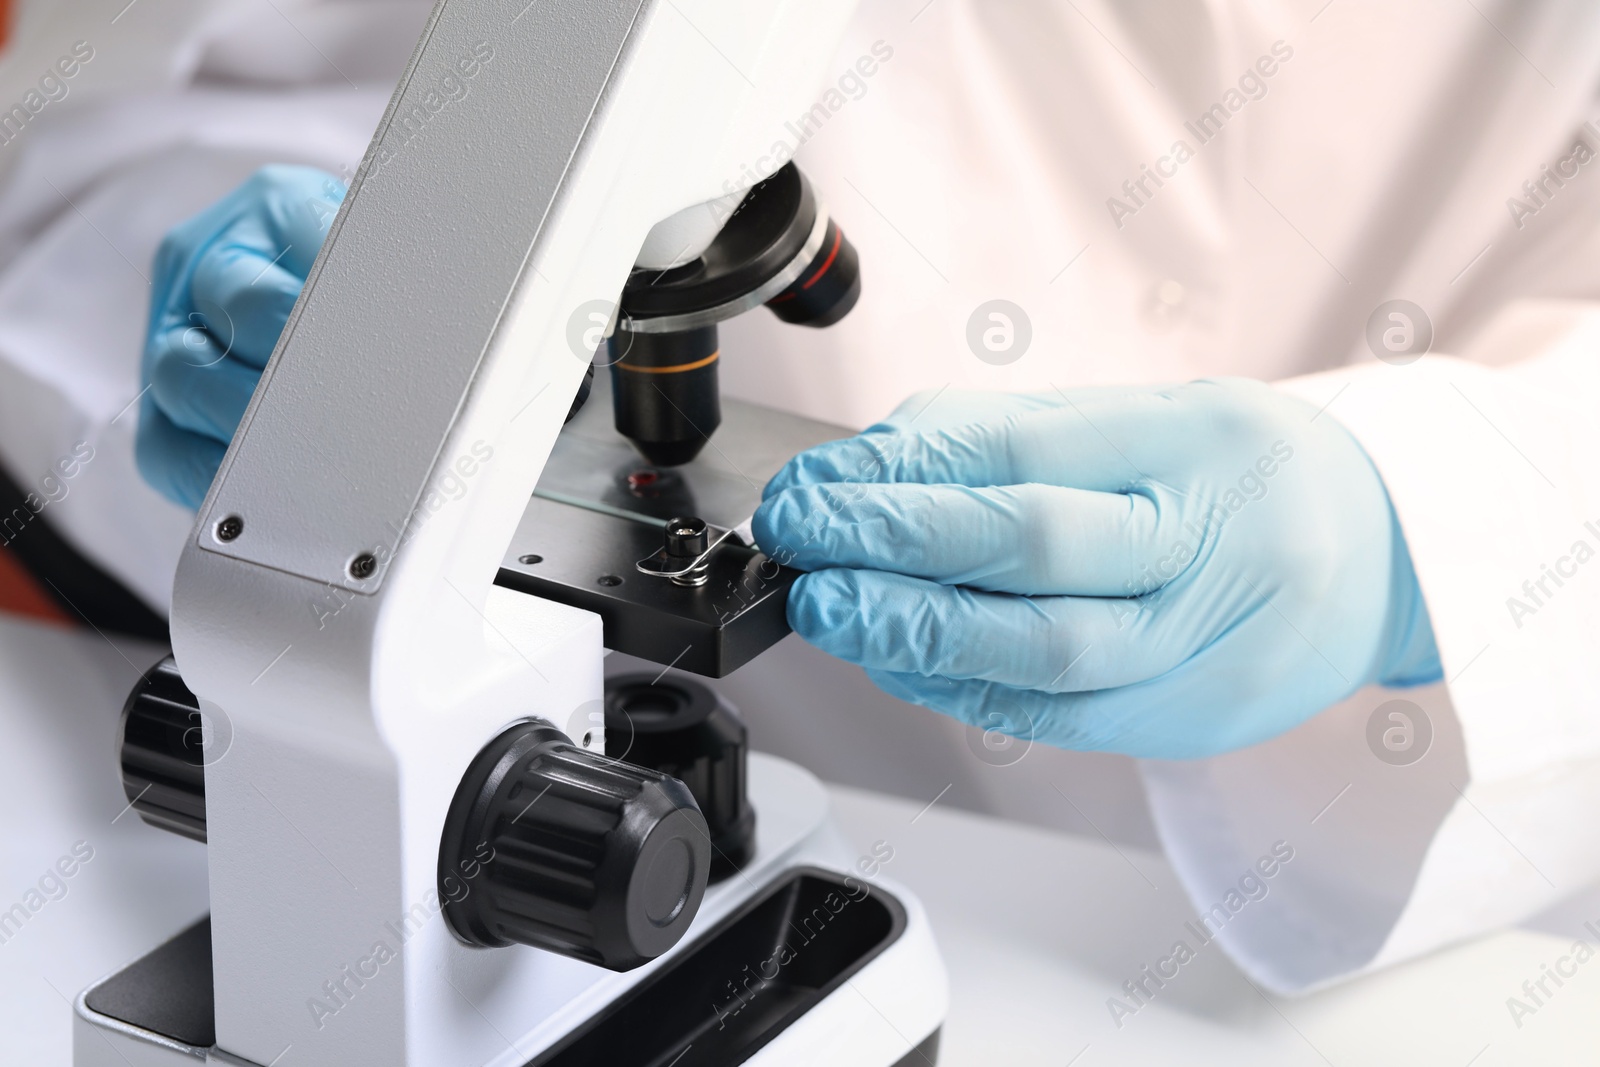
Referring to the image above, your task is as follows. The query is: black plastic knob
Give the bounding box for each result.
[664,516,710,561]
[605,675,755,880]
[439,720,710,971]
[118,656,209,843]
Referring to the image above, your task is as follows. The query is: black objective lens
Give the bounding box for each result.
[609,325,720,468]
[609,163,859,467]
[766,218,861,328]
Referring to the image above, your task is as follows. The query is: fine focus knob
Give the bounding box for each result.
[439,720,710,971]
[605,674,755,880]
[119,656,209,843]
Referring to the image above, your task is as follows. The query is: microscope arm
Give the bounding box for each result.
[168,2,861,1062]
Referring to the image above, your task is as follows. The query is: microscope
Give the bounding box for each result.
[74,1,946,1065]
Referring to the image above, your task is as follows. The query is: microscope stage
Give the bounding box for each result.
[497,373,853,678]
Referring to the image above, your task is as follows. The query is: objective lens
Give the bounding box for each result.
[609,325,720,467]
[766,218,860,328]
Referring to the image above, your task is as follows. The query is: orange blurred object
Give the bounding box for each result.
[0,545,71,625]
[0,1,11,51]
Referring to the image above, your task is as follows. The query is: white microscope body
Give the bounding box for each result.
[72,1,947,1064]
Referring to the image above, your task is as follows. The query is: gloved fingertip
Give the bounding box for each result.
[784,569,829,636]
[135,444,197,510]
[762,454,818,500]
[753,487,824,567]
[135,406,227,511]
[750,496,785,555]
[760,463,795,503]
[172,473,206,511]
[764,447,828,498]
[175,441,228,511]
[785,569,864,648]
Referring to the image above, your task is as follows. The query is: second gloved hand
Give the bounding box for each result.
[137,165,345,508]
[753,380,1442,759]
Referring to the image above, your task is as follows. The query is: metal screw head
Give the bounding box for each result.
[215,516,243,543]
[349,553,378,580]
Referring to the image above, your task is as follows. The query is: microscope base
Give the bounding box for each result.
[74,759,947,1067]
[75,882,941,1067]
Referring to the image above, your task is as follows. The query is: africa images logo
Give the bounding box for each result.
[1106,842,1295,1028]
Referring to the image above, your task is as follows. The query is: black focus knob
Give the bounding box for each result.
[605,674,755,880]
[439,720,710,971]
[119,655,210,843]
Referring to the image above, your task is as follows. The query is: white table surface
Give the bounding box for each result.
[2,612,1596,1066]
[829,785,1600,1067]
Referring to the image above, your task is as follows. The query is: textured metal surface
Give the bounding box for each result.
[198,0,649,590]
[82,919,215,1049]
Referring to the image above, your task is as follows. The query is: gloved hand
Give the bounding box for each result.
[753,380,1442,759]
[137,165,345,508]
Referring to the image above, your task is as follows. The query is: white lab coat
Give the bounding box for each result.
[3,0,1599,996]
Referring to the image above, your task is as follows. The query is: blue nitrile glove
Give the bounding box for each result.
[137,165,345,508]
[753,380,1442,759]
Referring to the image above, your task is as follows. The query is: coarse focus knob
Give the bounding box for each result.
[605,674,755,880]
[439,720,710,971]
[119,656,209,843]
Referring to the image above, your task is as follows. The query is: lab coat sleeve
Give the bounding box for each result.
[0,90,386,615]
[1139,299,1600,994]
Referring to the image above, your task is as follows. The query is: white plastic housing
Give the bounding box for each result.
[165,1,872,1064]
